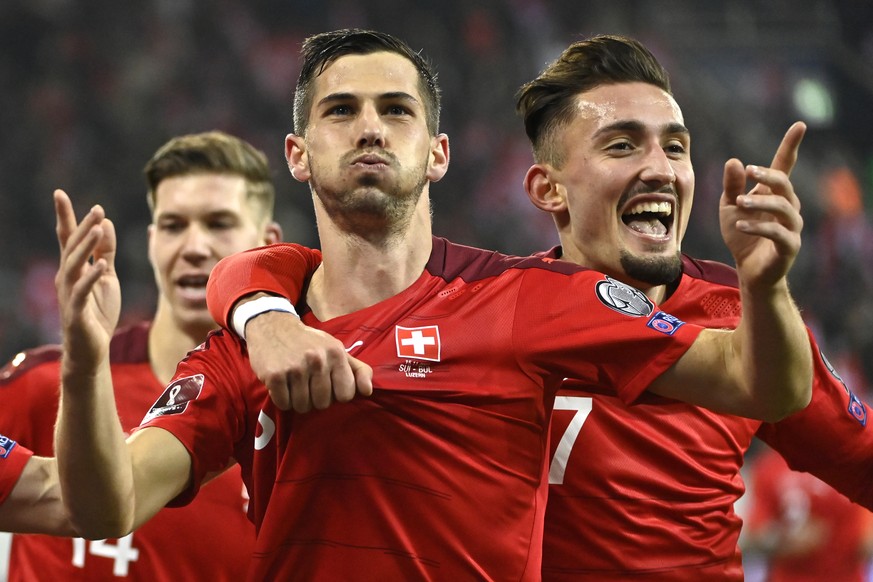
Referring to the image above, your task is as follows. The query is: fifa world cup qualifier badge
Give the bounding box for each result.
[143,374,205,423]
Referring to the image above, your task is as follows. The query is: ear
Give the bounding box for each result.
[262,221,283,245]
[286,133,309,182]
[146,222,156,265]
[524,163,567,214]
[426,133,450,183]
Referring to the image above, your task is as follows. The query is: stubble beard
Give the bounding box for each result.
[618,249,682,287]
[310,154,430,240]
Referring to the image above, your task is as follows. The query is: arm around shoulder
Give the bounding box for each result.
[206,243,323,329]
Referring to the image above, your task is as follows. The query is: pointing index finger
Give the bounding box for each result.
[769,121,807,177]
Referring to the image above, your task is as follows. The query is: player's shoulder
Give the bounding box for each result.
[430,237,591,284]
[178,327,247,366]
[0,322,151,386]
[247,242,322,265]
[681,254,739,289]
[0,344,62,385]
[109,321,151,364]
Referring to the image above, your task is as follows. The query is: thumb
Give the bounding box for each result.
[95,219,118,276]
[722,158,746,205]
[348,356,374,397]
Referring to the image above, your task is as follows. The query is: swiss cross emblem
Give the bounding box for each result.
[395,325,441,362]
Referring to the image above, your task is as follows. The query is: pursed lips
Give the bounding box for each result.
[351,153,390,167]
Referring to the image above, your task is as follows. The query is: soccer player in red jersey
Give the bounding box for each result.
[744,447,873,582]
[175,34,871,582]
[512,35,873,581]
[53,30,811,580]
[0,435,68,534]
[0,132,280,580]
[212,35,873,581]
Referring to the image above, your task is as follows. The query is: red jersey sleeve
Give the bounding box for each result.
[136,330,260,505]
[0,435,33,505]
[514,269,702,403]
[755,329,873,508]
[206,243,323,329]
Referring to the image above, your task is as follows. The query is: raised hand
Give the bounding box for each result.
[719,122,806,290]
[54,189,121,372]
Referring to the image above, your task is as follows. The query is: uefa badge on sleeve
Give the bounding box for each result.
[0,434,17,459]
[646,312,686,336]
[848,392,868,427]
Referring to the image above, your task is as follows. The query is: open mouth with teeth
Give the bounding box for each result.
[175,274,210,302]
[178,274,209,289]
[622,200,673,237]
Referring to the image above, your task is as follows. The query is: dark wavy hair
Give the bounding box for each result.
[293,28,441,137]
[516,34,671,165]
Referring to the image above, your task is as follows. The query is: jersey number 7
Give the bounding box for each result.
[549,396,593,485]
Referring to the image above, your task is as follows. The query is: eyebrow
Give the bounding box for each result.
[317,91,421,107]
[593,120,690,139]
[155,209,240,221]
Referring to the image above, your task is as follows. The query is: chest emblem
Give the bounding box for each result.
[395,325,441,362]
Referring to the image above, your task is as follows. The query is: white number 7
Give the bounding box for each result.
[549,396,593,485]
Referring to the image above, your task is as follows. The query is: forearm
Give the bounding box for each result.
[56,356,135,538]
[733,281,812,420]
[0,457,77,535]
[206,243,322,328]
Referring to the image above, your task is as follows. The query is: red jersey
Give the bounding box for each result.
[745,448,873,582]
[0,322,254,581]
[0,435,32,505]
[542,252,873,581]
[151,237,702,580]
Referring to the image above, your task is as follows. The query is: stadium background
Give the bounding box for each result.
[1,1,872,579]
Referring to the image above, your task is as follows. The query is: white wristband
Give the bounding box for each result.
[231,296,299,340]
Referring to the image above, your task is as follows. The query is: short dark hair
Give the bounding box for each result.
[293,29,441,136]
[516,35,672,165]
[144,131,275,224]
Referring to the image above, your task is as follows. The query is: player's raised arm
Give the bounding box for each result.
[652,122,812,420]
[53,190,191,538]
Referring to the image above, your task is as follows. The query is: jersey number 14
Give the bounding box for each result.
[72,534,140,576]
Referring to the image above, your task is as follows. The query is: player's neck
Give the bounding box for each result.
[557,243,669,303]
[148,307,215,385]
[309,204,433,320]
[640,282,669,304]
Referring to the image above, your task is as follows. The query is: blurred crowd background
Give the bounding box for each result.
[3,0,873,385]
[2,0,873,578]
[0,3,871,372]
